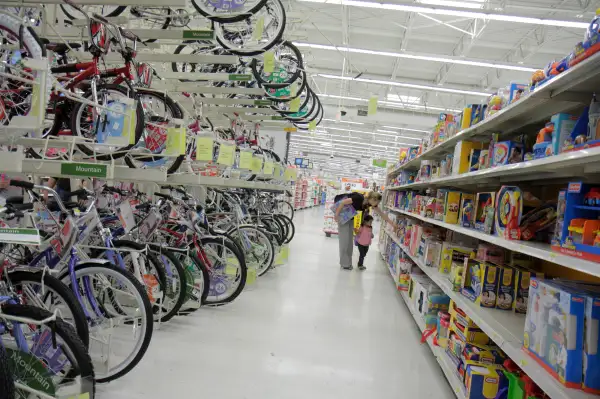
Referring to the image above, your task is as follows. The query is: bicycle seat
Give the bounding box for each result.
[45,42,82,54]
[5,196,24,205]
[7,202,33,211]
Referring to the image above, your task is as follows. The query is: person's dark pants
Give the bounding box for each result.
[357,244,369,266]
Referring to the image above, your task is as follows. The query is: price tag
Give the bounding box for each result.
[368,96,378,115]
[30,79,41,118]
[309,120,316,131]
[166,127,186,155]
[290,97,301,113]
[252,16,264,41]
[225,261,237,276]
[290,82,298,97]
[251,156,262,172]
[263,51,275,74]
[67,393,90,399]
[282,244,289,260]
[247,267,257,284]
[217,143,235,166]
[126,107,137,145]
[275,250,284,266]
[195,136,213,161]
[263,161,274,175]
[239,151,253,169]
[98,100,135,146]
[274,164,282,179]
[117,200,136,233]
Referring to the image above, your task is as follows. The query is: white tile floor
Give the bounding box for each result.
[98,206,453,399]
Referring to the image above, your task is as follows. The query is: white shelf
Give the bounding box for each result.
[386,207,600,278]
[389,146,600,191]
[381,229,594,399]
[168,174,287,191]
[387,51,600,175]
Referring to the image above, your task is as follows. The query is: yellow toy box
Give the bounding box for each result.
[461,260,499,308]
[452,140,484,175]
[450,315,490,345]
[440,243,475,275]
[443,191,463,224]
[496,265,515,311]
[465,363,507,399]
[512,265,544,314]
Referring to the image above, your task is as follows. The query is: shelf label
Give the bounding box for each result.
[217,143,235,166]
[263,51,275,73]
[284,126,297,132]
[166,127,186,156]
[182,30,214,40]
[263,161,274,175]
[239,151,253,169]
[0,228,40,244]
[195,136,213,162]
[271,116,286,121]
[61,163,107,178]
[251,156,262,172]
[254,99,272,106]
[228,74,251,81]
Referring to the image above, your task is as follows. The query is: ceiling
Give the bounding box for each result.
[284,0,600,180]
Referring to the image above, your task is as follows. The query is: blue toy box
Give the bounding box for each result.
[550,113,578,156]
[523,278,585,389]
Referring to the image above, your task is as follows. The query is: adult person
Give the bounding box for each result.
[334,191,393,270]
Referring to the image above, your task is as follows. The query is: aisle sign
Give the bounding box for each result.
[166,127,186,155]
[182,30,214,40]
[290,97,301,113]
[239,151,253,169]
[251,156,262,172]
[0,228,40,245]
[368,96,378,115]
[217,143,235,166]
[195,136,214,161]
[263,161,274,175]
[263,51,275,73]
[61,163,108,178]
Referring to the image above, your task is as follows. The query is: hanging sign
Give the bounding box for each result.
[217,144,235,166]
[195,136,214,161]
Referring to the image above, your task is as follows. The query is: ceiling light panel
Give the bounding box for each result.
[417,0,483,9]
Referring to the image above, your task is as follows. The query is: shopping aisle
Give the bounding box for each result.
[99,206,453,399]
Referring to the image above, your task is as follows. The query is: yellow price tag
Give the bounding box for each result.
[290,168,298,181]
[126,108,137,145]
[274,164,282,179]
[247,267,257,284]
[309,120,316,131]
[368,96,378,115]
[67,393,90,399]
[251,156,262,172]
[290,96,301,113]
[282,244,289,260]
[263,161,274,175]
[166,127,186,155]
[217,143,235,166]
[225,263,237,276]
[195,136,214,161]
[239,151,253,169]
[290,82,298,97]
[30,80,41,118]
[263,51,275,74]
[252,16,264,41]
[274,250,284,266]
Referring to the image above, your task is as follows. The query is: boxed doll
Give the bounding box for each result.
[459,194,476,228]
[496,265,515,311]
[523,279,585,389]
[461,260,499,308]
[474,192,496,234]
[453,141,484,175]
[465,363,507,399]
[512,265,544,315]
[439,243,475,275]
[444,191,463,224]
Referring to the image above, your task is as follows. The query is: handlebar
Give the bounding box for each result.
[10,180,95,215]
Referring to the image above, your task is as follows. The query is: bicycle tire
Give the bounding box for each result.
[1,303,95,397]
[69,84,144,160]
[57,262,153,383]
[200,237,247,305]
[150,248,188,322]
[7,270,90,347]
[0,346,14,399]
[279,200,294,220]
[60,4,127,20]
[226,225,275,277]
[124,89,185,174]
[173,250,210,314]
[274,214,295,244]
[191,0,267,23]
[251,41,303,87]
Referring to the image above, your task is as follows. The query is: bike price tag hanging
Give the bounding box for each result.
[117,200,136,233]
[252,16,265,41]
[217,143,235,166]
[251,155,262,172]
[274,164,283,180]
[195,136,214,162]
[263,161,274,175]
[289,96,301,113]
[239,150,253,169]
[166,125,186,156]
[263,51,275,74]
[97,98,136,147]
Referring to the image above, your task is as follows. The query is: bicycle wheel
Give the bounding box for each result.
[277,200,294,220]
[171,250,210,314]
[0,345,14,399]
[60,5,126,19]
[69,84,144,160]
[227,225,274,276]
[274,214,295,244]
[192,0,267,23]
[6,270,90,347]
[1,304,95,398]
[150,248,188,322]
[58,262,153,383]
[199,237,247,305]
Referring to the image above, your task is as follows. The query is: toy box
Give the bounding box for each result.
[444,191,463,224]
[459,194,476,228]
[495,186,523,240]
[463,342,506,365]
[424,238,443,268]
[513,265,544,315]
[450,316,490,346]
[523,279,585,388]
[496,265,515,311]
[407,146,419,160]
[552,182,600,262]
[465,363,508,399]
[475,244,504,265]
[434,190,447,221]
[492,140,524,167]
[508,82,527,104]
[440,243,475,275]
[469,149,481,172]
[449,300,478,329]
[461,260,499,308]
[550,113,578,155]
[453,141,484,175]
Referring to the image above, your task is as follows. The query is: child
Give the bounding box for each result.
[355,215,374,271]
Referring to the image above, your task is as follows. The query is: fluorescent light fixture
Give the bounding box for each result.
[296,43,537,73]
[297,0,589,29]
[320,93,461,113]
[417,0,483,9]
[318,74,490,97]
[375,130,422,141]
[322,118,364,125]
[383,126,430,133]
[387,94,421,104]
[318,126,421,145]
